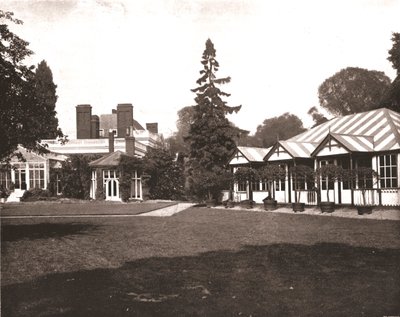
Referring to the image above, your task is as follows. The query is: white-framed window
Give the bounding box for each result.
[0,168,12,188]
[275,164,286,191]
[130,171,142,199]
[319,160,334,190]
[103,169,119,181]
[379,154,398,188]
[251,181,261,191]
[56,173,62,195]
[29,162,45,189]
[237,181,247,192]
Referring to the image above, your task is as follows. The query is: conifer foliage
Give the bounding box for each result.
[0,11,64,161]
[34,60,61,139]
[186,39,241,201]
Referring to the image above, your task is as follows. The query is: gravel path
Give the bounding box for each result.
[214,205,400,221]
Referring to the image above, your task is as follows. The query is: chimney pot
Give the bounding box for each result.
[108,129,114,153]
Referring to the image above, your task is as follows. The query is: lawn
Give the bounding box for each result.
[1,204,400,317]
[0,201,176,217]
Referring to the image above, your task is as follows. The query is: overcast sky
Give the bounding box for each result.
[3,0,400,138]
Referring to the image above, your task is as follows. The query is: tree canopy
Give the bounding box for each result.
[167,106,194,155]
[0,11,63,161]
[318,67,391,116]
[251,112,306,148]
[186,39,241,201]
[388,32,400,75]
[143,147,185,200]
[380,32,400,112]
[307,106,328,128]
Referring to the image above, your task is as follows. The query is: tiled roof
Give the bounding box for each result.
[237,146,271,162]
[290,108,400,152]
[89,151,125,167]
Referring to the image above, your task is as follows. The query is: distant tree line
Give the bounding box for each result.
[168,32,400,154]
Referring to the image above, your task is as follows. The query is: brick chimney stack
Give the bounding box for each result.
[146,123,158,134]
[108,129,114,153]
[91,115,99,138]
[125,136,135,156]
[76,104,92,139]
[117,104,134,138]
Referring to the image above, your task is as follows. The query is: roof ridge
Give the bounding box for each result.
[330,132,374,139]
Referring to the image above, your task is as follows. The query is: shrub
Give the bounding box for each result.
[21,188,52,201]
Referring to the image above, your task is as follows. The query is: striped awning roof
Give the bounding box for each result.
[278,140,318,158]
[237,146,271,162]
[290,108,400,152]
[330,133,374,152]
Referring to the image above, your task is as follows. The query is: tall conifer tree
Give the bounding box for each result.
[0,11,64,160]
[186,39,241,201]
[34,60,60,139]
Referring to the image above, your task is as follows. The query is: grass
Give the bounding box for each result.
[0,201,176,216]
[1,204,400,316]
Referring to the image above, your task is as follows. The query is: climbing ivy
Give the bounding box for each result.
[118,155,144,202]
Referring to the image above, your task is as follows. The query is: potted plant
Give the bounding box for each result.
[259,164,286,210]
[190,167,233,207]
[234,167,259,209]
[316,164,344,213]
[224,172,236,208]
[350,166,378,215]
[289,165,314,212]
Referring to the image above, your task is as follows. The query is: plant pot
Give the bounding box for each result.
[292,202,305,212]
[206,199,217,208]
[320,202,335,213]
[0,197,6,204]
[263,199,277,211]
[240,200,254,209]
[357,206,373,215]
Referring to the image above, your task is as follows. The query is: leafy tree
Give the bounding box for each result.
[388,32,400,74]
[143,147,185,200]
[252,112,306,148]
[0,11,64,161]
[379,32,400,112]
[234,167,260,202]
[186,39,241,201]
[259,164,286,200]
[307,106,328,127]
[167,106,194,155]
[318,67,391,116]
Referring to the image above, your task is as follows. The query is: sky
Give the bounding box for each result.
[2,0,400,139]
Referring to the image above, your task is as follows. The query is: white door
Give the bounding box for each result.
[106,179,119,201]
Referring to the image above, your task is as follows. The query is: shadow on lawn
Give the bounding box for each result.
[2,242,400,317]
[1,223,98,242]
